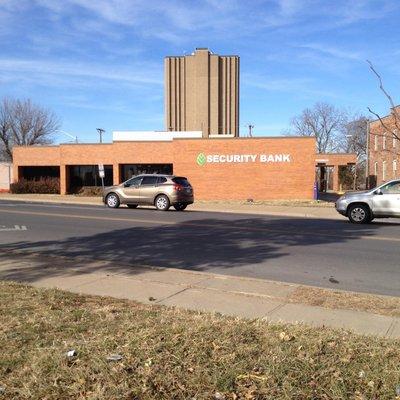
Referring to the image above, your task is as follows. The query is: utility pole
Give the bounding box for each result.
[97,128,105,144]
[366,119,370,189]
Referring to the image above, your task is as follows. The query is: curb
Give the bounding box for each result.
[0,196,341,220]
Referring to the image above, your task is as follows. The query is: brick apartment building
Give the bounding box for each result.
[368,106,400,186]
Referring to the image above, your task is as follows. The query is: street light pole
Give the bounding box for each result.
[346,134,357,190]
[97,128,105,144]
[366,119,370,189]
[57,130,78,143]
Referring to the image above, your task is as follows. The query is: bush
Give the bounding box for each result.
[10,177,60,194]
[75,186,104,196]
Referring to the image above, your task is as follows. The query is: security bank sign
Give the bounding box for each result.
[196,153,291,166]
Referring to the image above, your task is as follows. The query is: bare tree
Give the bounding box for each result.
[288,102,348,153]
[339,116,369,160]
[0,98,59,161]
[367,60,400,143]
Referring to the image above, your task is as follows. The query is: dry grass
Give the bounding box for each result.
[195,199,334,208]
[289,286,400,318]
[1,281,399,400]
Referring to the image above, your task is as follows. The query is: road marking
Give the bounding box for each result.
[0,208,399,243]
[0,225,27,231]
[0,208,173,225]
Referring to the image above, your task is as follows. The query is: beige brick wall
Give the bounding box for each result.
[165,49,239,137]
[0,162,12,191]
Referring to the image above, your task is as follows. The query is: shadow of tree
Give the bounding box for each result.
[0,216,382,286]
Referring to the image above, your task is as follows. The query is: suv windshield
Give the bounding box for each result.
[124,176,142,187]
[380,181,400,194]
[172,177,190,187]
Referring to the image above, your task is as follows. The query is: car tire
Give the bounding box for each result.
[127,204,138,209]
[174,203,187,211]
[106,193,120,208]
[155,194,170,211]
[348,204,370,224]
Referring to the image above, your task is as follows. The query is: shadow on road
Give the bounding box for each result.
[0,216,385,284]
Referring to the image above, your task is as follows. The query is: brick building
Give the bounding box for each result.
[11,48,357,200]
[165,48,239,137]
[368,106,400,187]
[12,131,356,200]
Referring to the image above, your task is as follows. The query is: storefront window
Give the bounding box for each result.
[68,165,113,192]
[119,164,173,182]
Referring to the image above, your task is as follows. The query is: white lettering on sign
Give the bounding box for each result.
[204,154,291,163]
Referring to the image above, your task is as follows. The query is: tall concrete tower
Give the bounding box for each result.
[164,48,239,138]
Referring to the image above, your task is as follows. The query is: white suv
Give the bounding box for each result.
[335,179,400,223]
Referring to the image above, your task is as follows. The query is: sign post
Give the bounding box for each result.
[98,164,105,205]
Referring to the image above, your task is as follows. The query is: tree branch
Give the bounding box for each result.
[367,60,400,137]
[367,106,400,141]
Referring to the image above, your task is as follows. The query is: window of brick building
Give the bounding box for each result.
[383,161,387,181]
[383,134,386,150]
[394,160,397,174]
[374,134,378,151]
[374,162,378,176]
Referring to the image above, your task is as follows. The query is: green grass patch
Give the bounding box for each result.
[0,281,399,399]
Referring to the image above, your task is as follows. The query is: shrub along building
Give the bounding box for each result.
[11,48,356,200]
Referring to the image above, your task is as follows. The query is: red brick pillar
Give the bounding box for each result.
[333,166,339,192]
[60,165,68,194]
[113,164,120,185]
[13,165,20,183]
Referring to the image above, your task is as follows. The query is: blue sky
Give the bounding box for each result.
[1,0,400,143]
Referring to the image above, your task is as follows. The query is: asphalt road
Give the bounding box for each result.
[0,200,399,297]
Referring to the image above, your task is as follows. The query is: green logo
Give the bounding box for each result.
[196,152,207,166]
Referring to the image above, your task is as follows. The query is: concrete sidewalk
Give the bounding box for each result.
[0,255,398,338]
[0,193,340,219]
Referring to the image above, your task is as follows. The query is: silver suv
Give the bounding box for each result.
[103,174,194,211]
[336,179,400,223]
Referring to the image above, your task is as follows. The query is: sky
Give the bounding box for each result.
[1,0,400,143]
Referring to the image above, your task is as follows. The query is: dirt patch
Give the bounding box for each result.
[289,286,400,318]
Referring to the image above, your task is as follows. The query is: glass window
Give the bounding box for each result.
[374,135,378,151]
[125,176,142,187]
[119,164,173,182]
[141,176,158,185]
[383,134,386,150]
[393,160,397,173]
[374,162,378,176]
[68,165,113,192]
[157,177,167,184]
[172,177,190,186]
[380,180,400,194]
[383,161,387,180]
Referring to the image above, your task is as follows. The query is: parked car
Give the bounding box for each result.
[335,179,400,223]
[103,174,194,211]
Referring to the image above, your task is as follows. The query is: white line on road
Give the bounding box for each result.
[0,225,28,231]
[0,208,399,243]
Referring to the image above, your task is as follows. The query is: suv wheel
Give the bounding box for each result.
[348,204,370,224]
[174,203,187,211]
[106,193,120,208]
[155,195,170,211]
